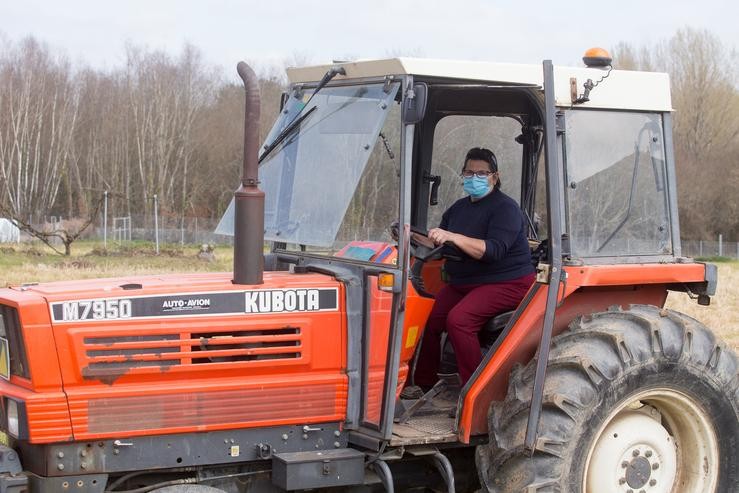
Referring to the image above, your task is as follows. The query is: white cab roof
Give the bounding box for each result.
[286,57,672,112]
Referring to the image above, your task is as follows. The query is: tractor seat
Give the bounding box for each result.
[438,309,516,375]
[478,310,514,348]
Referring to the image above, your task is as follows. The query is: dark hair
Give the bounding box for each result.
[464,147,501,189]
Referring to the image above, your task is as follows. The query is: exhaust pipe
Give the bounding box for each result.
[233,61,264,285]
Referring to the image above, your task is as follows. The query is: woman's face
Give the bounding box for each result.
[463,159,499,188]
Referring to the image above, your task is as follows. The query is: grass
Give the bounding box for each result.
[665,261,739,350]
[0,240,233,286]
[1,241,736,349]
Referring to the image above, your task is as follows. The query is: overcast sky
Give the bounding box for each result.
[2,0,737,79]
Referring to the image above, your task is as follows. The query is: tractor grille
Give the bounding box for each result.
[82,327,301,375]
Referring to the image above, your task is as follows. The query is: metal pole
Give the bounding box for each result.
[154,194,159,255]
[699,240,703,257]
[718,233,723,257]
[103,191,108,250]
[525,60,565,452]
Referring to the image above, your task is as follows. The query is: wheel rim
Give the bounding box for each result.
[583,388,719,493]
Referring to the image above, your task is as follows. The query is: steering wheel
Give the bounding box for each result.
[390,223,464,262]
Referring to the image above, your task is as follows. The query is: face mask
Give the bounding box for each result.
[463,175,491,198]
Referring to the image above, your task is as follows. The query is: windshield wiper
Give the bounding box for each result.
[258,66,346,164]
[258,105,317,164]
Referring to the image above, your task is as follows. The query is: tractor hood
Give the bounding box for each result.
[0,270,348,443]
[9,271,341,322]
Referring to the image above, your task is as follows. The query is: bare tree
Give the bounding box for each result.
[613,28,739,240]
[0,198,102,256]
[0,37,79,218]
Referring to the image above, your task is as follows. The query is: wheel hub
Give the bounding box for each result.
[624,455,651,488]
[586,409,676,493]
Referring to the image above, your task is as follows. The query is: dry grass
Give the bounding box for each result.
[0,241,233,286]
[2,241,736,349]
[665,261,739,350]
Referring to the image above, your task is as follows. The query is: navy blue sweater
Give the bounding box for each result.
[440,190,534,284]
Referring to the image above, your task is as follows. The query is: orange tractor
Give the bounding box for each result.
[0,51,736,492]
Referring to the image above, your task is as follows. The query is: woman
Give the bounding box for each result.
[414,147,536,389]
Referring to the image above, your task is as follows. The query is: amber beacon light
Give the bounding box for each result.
[583,47,612,67]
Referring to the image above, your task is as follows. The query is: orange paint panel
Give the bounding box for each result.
[0,380,72,443]
[1,272,350,443]
[568,263,706,285]
[25,398,74,442]
[0,294,63,391]
[418,259,446,297]
[363,278,433,425]
[70,377,348,438]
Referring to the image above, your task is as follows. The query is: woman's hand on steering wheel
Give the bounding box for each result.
[407,225,464,262]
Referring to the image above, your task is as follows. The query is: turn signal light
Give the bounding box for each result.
[378,273,395,292]
[6,399,18,437]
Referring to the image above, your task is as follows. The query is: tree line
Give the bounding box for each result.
[0,28,736,241]
[0,36,284,227]
[612,28,738,240]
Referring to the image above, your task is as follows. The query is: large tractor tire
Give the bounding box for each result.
[476,305,738,493]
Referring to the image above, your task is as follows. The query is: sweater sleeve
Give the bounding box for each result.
[481,202,524,263]
[439,208,450,230]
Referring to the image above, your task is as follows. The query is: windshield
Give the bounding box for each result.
[217,81,401,250]
[565,110,671,257]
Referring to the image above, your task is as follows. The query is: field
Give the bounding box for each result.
[664,259,739,349]
[1,241,737,349]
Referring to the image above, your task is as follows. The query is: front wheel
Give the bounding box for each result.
[476,305,738,493]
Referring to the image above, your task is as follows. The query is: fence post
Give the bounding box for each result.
[103,191,108,250]
[154,194,160,255]
[699,240,703,257]
[180,216,185,246]
[718,234,723,257]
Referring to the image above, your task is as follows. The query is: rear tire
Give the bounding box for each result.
[476,304,738,493]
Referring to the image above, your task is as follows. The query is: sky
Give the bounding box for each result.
[1,0,737,79]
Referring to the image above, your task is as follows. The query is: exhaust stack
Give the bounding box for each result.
[233,61,264,285]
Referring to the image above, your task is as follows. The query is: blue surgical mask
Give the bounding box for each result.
[463,176,491,198]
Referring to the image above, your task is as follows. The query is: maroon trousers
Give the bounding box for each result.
[414,273,536,387]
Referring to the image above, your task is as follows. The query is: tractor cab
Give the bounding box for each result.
[217,56,684,450]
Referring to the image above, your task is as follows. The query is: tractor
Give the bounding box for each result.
[0,49,736,493]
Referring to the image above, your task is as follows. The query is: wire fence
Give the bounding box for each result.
[1,213,737,259]
[682,239,739,259]
[94,214,231,246]
[2,213,231,247]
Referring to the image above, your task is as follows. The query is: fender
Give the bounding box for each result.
[457,262,708,441]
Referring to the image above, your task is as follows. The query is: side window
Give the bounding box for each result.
[565,110,671,257]
[428,115,523,228]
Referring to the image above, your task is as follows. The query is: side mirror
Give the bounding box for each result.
[402,82,428,124]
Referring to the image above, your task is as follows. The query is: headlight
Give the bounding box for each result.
[6,399,18,437]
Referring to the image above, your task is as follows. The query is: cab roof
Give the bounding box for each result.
[286,57,672,112]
